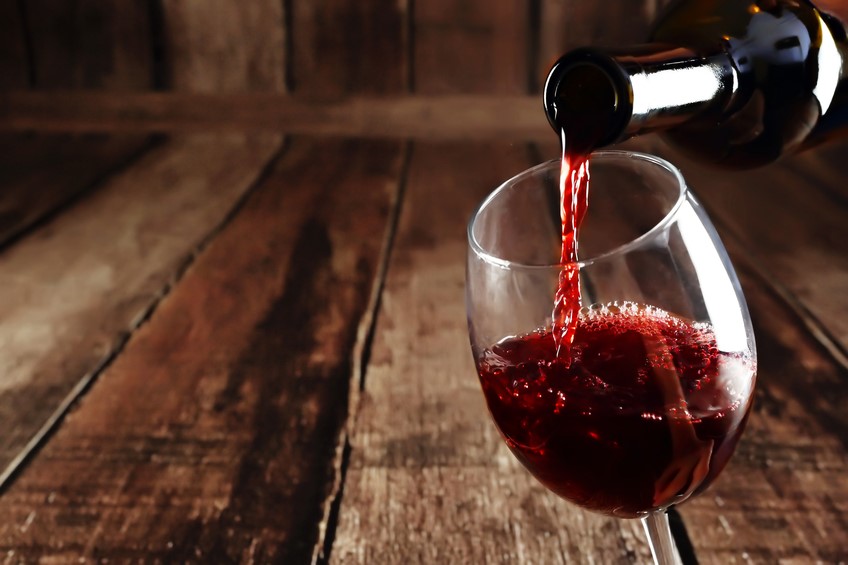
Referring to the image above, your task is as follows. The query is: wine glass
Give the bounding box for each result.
[466,151,756,564]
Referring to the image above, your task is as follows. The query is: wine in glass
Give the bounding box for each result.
[466,151,756,564]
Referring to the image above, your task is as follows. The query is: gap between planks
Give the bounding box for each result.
[0,138,289,495]
[312,141,414,565]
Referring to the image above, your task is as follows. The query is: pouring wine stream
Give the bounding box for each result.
[552,123,712,564]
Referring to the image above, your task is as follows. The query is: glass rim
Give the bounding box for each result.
[467,150,689,270]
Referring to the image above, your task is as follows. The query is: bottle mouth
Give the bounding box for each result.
[545,46,737,147]
[543,49,634,149]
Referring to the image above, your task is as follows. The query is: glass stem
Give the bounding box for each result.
[642,510,680,565]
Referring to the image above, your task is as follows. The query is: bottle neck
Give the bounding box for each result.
[544,45,738,147]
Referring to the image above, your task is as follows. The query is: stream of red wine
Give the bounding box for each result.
[551,128,590,361]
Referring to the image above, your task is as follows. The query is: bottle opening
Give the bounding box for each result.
[543,51,634,151]
[552,63,618,121]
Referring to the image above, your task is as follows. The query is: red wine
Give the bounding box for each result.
[549,60,617,359]
[551,131,589,360]
[476,302,754,518]
[550,67,611,359]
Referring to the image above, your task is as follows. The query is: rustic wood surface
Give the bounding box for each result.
[0,0,293,500]
[0,0,846,563]
[0,130,845,564]
[661,148,848,563]
[159,0,286,92]
[675,242,848,564]
[284,0,412,558]
[415,3,529,94]
[0,2,29,89]
[0,92,549,141]
[0,133,150,248]
[689,151,848,357]
[0,133,281,485]
[538,0,670,85]
[22,0,152,89]
[330,141,653,564]
[291,0,407,96]
[0,137,400,563]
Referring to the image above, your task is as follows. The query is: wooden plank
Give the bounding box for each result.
[0,133,281,482]
[640,142,848,562]
[675,249,848,563]
[23,0,152,89]
[0,92,551,141]
[533,135,848,560]
[330,141,653,563]
[285,1,411,558]
[330,136,848,562]
[0,2,30,89]
[414,2,530,94]
[0,137,403,563]
[538,0,671,90]
[656,141,848,362]
[0,133,150,248]
[159,0,285,92]
[532,132,848,562]
[291,0,407,96]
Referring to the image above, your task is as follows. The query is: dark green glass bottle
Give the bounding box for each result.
[544,0,848,167]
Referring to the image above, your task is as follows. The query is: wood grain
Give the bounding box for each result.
[23,0,152,89]
[535,136,848,561]
[291,0,407,96]
[288,1,412,560]
[659,141,848,362]
[0,2,30,89]
[330,142,653,564]
[0,137,402,563]
[537,0,672,89]
[676,248,848,563]
[646,143,848,562]
[0,92,550,142]
[159,0,285,92]
[414,2,530,94]
[0,134,281,483]
[0,3,843,561]
[0,133,150,248]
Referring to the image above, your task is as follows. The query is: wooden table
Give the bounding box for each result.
[0,1,847,563]
[0,123,844,564]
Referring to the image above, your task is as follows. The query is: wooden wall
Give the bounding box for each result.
[1,0,670,96]
[0,0,675,138]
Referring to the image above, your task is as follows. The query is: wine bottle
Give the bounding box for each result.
[543,0,848,168]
